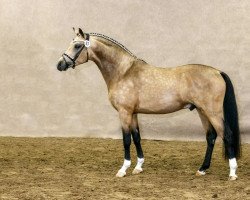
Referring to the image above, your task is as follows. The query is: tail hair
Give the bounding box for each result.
[220,72,241,159]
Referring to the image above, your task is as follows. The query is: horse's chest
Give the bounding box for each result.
[108,87,137,111]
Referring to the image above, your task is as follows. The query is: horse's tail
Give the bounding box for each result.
[220,72,241,159]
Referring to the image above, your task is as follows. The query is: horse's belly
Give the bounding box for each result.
[136,94,184,114]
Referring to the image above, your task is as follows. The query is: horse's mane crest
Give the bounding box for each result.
[89,33,145,62]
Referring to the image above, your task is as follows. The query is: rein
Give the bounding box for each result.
[62,33,90,69]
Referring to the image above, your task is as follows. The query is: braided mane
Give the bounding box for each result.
[89,33,145,62]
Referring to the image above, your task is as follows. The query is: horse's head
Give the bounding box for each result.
[57,28,90,71]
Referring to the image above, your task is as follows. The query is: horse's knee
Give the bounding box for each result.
[132,128,141,144]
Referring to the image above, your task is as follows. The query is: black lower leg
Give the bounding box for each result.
[131,127,144,158]
[199,127,217,171]
[123,129,131,160]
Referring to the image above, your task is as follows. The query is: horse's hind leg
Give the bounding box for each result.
[131,114,144,175]
[205,114,238,180]
[196,110,217,176]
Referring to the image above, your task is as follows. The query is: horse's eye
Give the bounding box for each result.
[75,43,82,49]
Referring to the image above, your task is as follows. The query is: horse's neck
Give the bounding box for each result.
[88,38,135,88]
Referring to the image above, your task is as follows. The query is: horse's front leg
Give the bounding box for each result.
[116,108,133,177]
[131,114,144,175]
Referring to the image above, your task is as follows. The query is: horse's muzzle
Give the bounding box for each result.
[57,59,68,71]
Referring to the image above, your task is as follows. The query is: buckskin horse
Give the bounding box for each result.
[56,28,241,180]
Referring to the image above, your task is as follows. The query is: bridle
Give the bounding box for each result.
[62,33,90,69]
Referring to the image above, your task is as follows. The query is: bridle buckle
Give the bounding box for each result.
[84,40,90,48]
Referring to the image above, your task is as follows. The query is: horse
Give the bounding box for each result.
[56,28,241,181]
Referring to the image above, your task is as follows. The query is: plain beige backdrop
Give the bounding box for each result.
[0,0,249,142]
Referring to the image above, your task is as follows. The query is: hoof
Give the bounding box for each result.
[229,175,238,181]
[196,170,206,176]
[132,168,143,175]
[116,170,126,178]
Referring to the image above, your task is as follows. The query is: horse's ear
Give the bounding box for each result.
[73,27,86,39]
[78,28,85,38]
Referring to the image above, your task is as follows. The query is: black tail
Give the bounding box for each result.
[220,72,241,159]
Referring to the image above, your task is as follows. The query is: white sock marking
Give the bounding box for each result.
[229,158,237,177]
[118,159,131,174]
[135,157,144,170]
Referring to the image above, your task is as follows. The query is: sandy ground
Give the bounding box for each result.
[0,137,249,200]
